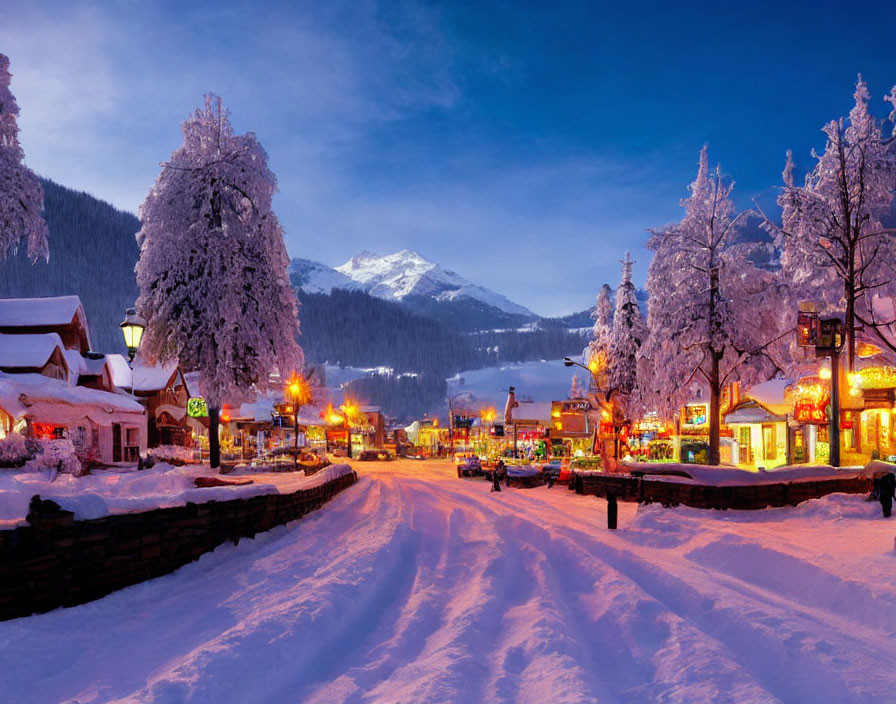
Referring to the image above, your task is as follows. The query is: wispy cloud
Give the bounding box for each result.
[1,0,773,316]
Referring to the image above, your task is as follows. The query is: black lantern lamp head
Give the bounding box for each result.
[120,308,146,364]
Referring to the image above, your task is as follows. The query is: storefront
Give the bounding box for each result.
[791,376,829,464]
[549,399,593,457]
[854,366,896,461]
[678,402,711,463]
[628,412,673,461]
[404,418,447,456]
[724,399,788,469]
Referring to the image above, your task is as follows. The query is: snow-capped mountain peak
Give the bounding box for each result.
[292,251,535,317]
[333,250,534,316]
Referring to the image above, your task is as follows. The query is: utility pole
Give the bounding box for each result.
[797,307,844,467]
[830,340,842,468]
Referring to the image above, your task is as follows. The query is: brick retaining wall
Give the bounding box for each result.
[0,471,357,622]
[574,471,873,510]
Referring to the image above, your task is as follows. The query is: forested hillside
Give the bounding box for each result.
[298,289,482,375]
[0,179,140,353]
[0,179,587,418]
[343,373,447,421]
[299,288,588,375]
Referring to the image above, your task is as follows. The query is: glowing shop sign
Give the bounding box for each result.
[684,404,708,426]
[794,401,827,424]
[856,367,896,390]
[187,397,208,418]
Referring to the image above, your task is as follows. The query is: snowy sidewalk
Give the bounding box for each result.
[0,462,351,528]
[1,458,895,703]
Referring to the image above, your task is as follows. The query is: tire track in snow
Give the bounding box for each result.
[3,461,896,703]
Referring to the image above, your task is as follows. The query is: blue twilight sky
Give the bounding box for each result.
[3,0,896,316]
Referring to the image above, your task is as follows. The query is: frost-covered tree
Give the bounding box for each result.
[0,53,48,262]
[609,252,646,415]
[569,373,584,399]
[136,95,303,468]
[761,76,896,371]
[641,147,788,465]
[586,283,613,386]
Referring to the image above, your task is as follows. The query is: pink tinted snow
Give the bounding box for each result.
[0,332,65,369]
[0,462,354,526]
[0,295,82,328]
[0,459,894,703]
[624,461,858,485]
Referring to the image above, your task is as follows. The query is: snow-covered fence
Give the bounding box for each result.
[573,469,875,510]
[0,469,357,621]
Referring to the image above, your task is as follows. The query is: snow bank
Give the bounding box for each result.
[625,461,856,486]
[3,459,895,703]
[0,462,355,527]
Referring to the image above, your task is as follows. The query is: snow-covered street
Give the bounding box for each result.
[2,459,896,703]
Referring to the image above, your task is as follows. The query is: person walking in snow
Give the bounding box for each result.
[492,459,504,492]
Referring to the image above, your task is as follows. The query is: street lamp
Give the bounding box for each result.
[563,356,601,389]
[563,357,619,463]
[286,373,311,468]
[120,308,146,365]
[339,401,358,459]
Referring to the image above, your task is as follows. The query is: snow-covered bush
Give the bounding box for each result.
[146,445,193,465]
[0,432,31,467]
[34,439,84,477]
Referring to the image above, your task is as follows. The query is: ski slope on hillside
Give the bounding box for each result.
[2,460,895,703]
[448,359,579,407]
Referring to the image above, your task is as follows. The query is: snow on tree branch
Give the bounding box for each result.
[0,53,49,263]
[135,94,303,408]
[761,76,896,370]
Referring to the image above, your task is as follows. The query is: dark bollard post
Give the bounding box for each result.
[607,492,617,530]
[881,473,896,518]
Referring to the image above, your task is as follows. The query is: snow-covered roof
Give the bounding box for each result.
[62,349,87,379]
[724,400,788,425]
[184,371,201,398]
[80,355,110,377]
[0,371,144,425]
[236,396,275,422]
[109,356,179,393]
[741,378,791,417]
[107,354,132,386]
[512,401,553,424]
[0,332,66,370]
[0,296,85,328]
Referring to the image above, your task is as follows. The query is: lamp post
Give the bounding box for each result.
[339,401,357,459]
[286,373,311,469]
[563,356,600,389]
[796,307,844,467]
[119,308,146,464]
[563,357,617,463]
[446,392,469,456]
[120,308,146,368]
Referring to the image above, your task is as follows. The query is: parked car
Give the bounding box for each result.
[455,452,483,477]
[358,449,394,461]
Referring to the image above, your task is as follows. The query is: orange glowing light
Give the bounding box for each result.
[286,373,312,406]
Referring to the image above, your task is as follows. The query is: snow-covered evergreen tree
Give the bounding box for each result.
[0,53,48,262]
[569,373,584,399]
[586,283,613,385]
[641,147,787,465]
[762,76,896,371]
[609,252,646,415]
[136,94,303,468]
